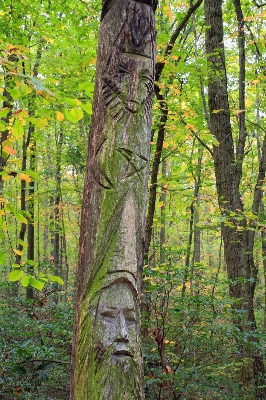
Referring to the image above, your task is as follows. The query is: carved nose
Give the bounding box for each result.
[116,313,129,342]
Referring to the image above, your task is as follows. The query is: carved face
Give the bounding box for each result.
[94,282,137,358]
[102,0,154,121]
[103,53,153,121]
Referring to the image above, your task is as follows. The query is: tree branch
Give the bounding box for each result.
[155,0,203,82]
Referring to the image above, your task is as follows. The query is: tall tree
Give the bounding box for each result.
[204,0,266,397]
[70,0,156,398]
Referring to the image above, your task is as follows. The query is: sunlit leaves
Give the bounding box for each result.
[12,118,24,138]
[8,269,23,282]
[64,107,84,123]
[18,173,31,183]
[56,111,64,121]
[47,275,64,285]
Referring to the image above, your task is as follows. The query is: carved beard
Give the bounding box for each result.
[94,348,142,400]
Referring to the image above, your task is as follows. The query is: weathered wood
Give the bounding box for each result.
[70,1,155,398]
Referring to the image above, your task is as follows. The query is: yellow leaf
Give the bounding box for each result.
[35,118,48,128]
[42,36,54,44]
[3,146,16,155]
[56,111,64,121]
[18,173,31,183]
[243,16,253,21]
[172,55,179,61]
[13,249,23,256]
[164,6,174,19]
[163,141,169,149]
[212,109,224,114]
[185,124,196,131]
[250,79,260,85]
[235,109,246,115]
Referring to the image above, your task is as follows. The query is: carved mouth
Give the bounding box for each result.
[113,350,133,357]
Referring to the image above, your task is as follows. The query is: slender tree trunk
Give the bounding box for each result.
[204,1,266,397]
[159,159,167,265]
[53,128,63,303]
[26,130,36,300]
[182,145,202,296]
[70,1,156,398]
[43,186,49,260]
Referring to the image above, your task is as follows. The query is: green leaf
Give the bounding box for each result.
[61,97,81,106]
[24,169,40,180]
[26,259,37,267]
[8,269,23,282]
[48,275,64,285]
[0,252,6,264]
[14,212,28,224]
[0,121,6,131]
[21,275,30,287]
[28,277,44,291]
[18,239,28,248]
[78,81,94,95]
[0,108,9,118]
[80,102,92,115]
[64,107,83,123]
[9,88,20,100]
[70,107,83,122]
[37,361,53,371]
[12,118,24,139]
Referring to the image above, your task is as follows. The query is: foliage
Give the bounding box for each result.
[0,294,73,399]
[0,0,266,398]
[142,245,266,399]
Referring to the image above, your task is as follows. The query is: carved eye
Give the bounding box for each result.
[101,309,118,319]
[124,310,136,324]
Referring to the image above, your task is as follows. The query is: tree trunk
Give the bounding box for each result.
[204,0,266,397]
[70,1,156,399]
[26,130,36,300]
[53,128,63,303]
[159,159,167,265]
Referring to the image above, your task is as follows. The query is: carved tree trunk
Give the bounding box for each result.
[70,1,156,399]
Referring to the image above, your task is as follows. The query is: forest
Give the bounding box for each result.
[0,0,266,399]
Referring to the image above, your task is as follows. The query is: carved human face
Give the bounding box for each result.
[94,282,137,358]
[102,53,153,122]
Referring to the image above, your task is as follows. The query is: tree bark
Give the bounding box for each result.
[70,1,156,398]
[204,0,266,397]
